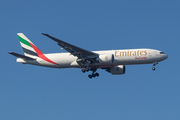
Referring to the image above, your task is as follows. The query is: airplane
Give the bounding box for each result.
[8,33,168,78]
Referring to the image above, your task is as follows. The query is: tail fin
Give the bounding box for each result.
[17,33,40,58]
[17,33,58,65]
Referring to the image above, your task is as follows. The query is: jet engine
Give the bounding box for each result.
[110,65,125,75]
[97,54,114,64]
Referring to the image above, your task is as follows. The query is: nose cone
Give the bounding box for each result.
[158,51,168,61]
[165,54,168,59]
[163,54,168,60]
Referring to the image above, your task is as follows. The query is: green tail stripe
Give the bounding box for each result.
[18,35,32,48]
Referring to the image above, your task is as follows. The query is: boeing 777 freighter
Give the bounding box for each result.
[9,33,168,78]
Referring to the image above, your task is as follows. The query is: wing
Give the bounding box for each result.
[41,33,99,65]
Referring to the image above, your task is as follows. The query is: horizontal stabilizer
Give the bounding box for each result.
[8,52,35,60]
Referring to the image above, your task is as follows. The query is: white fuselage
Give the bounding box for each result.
[17,48,168,68]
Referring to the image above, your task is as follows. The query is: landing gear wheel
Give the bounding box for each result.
[87,68,99,78]
[95,73,99,77]
[152,67,155,71]
[88,74,92,79]
[85,68,89,72]
[81,69,85,73]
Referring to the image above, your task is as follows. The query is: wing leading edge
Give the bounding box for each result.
[41,33,99,65]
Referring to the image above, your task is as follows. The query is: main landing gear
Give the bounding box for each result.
[81,68,99,79]
[81,68,89,73]
[152,62,158,71]
[88,72,99,79]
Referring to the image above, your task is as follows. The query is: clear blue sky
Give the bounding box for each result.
[1,0,180,120]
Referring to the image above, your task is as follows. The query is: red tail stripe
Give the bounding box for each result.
[29,43,58,65]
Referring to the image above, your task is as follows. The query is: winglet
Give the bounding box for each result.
[41,33,49,36]
[41,33,60,43]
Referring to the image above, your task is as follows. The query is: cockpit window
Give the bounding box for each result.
[160,52,165,54]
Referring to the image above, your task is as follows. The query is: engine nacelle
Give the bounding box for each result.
[110,65,126,75]
[97,54,114,64]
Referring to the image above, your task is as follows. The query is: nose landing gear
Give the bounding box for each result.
[152,62,158,71]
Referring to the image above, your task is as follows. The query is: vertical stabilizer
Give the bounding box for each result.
[17,33,39,58]
[17,33,58,65]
